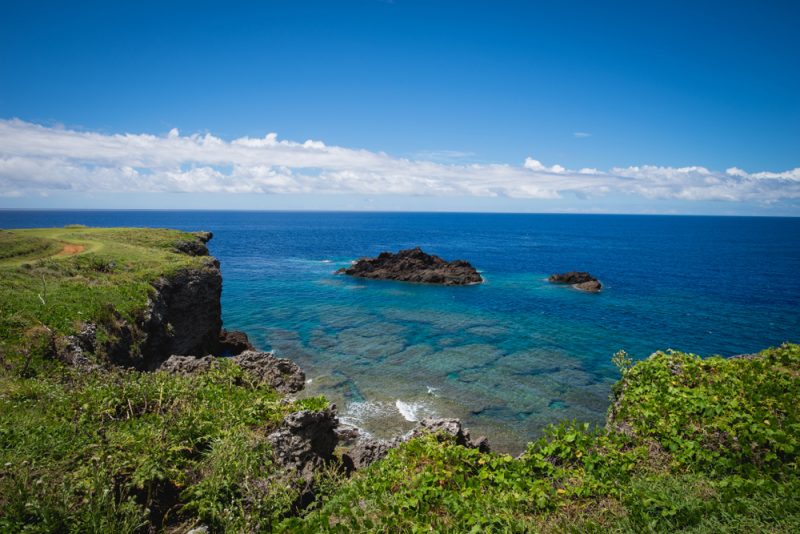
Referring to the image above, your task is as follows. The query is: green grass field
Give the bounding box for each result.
[0,227,208,372]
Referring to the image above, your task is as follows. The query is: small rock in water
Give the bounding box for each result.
[548,271,602,292]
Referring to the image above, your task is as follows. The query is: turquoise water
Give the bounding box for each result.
[4,211,799,452]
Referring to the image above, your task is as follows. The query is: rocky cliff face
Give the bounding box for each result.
[141,257,223,366]
[89,235,224,370]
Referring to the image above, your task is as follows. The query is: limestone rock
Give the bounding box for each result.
[172,231,213,256]
[343,417,491,471]
[138,257,223,369]
[267,407,339,509]
[218,329,255,356]
[233,350,306,394]
[345,436,401,470]
[157,355,217,375]
[410,418,491,452]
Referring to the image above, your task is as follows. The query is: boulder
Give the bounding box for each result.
[55,323,99,371]
[548,271,602,292]
[267,407,339,509]
[337,247,482,285]
[344,436,402,470]
[343,417,491,470]
[575,279,601,292]
[410,418,491,452]
[157,355,217,375]
[218,329,255,356]
[233,350,306,393]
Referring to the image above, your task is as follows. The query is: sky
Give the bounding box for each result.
[1,0,799,215]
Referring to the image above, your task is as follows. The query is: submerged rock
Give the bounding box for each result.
[233,350,306,394]
[337,247,483,285]
[548,271,602,292]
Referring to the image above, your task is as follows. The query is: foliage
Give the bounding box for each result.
[288,344,800,533]
[0,227,207,373]
[0,360,328,533]
[612,345,800,474]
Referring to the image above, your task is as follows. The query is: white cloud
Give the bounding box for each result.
[0,118,798,204]
[573,132,591,138]
[523,158,566,174]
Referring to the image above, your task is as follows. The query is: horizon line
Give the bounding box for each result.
[0,207,796,219]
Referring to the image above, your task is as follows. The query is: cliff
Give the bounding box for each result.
[0,227,226,371]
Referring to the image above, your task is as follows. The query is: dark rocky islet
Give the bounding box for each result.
[336,247,483,285]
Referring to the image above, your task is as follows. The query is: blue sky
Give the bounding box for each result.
[1,1,799,214]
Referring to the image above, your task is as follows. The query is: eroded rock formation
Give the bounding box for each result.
[232,350,306,393]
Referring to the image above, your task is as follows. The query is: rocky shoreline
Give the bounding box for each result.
[337,247,483,285]
[53,232,489,515]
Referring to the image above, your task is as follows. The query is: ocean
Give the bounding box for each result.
[3,210,799,452]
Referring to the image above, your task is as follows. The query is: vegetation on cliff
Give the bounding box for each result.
[0,227,328,531]
[280,343,799,533]
[0,227,212,372]
[1,227,797,532]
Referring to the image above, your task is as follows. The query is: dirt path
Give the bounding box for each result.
[59,244,86,255]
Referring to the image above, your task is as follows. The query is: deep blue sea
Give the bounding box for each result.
[3,210,799,452]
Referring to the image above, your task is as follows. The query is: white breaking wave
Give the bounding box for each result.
[395,400,419,421]
[395,399,437,422]
[339,401,394,435]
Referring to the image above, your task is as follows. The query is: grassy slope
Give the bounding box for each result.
[0,360,328,532]
[1,227,797,532]
[0,227,329,532]
[0,227,208,371]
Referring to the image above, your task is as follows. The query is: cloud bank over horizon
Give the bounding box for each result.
[1,119,799,211]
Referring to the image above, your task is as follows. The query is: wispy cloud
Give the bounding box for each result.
[573,132,591,138]
[1,119,798,204]
[410,150,476,162]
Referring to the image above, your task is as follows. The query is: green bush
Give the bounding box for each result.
[289,344,800,533]
[0,361,316,532]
